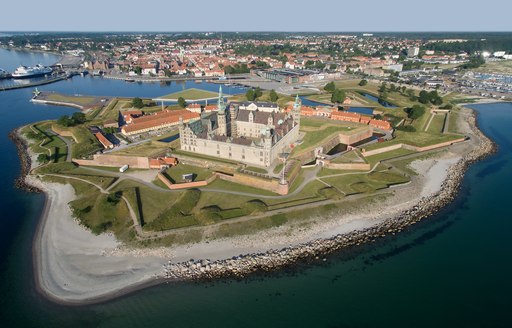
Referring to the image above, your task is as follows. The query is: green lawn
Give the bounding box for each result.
[23,123,69,163]
[111,141,169,157]
[45,93,99,106]
[45,176,135,241]
[331,150,366,164]
[111,180,182,225]
[321,170,409,195]
[203,178,278,196]
[164,164,213,183]
[365,148,417,166]
[428,113,446,134]
[228,90,294,108]
[244,166,269,174]
[157,88,219,100]
[447,111,460,133]
[294,126,341,153]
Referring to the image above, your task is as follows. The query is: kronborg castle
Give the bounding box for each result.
[179,87,301,167]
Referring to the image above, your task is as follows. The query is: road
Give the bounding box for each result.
[46,129,73,162]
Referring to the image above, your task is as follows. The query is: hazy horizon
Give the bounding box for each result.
[2,0,512,32]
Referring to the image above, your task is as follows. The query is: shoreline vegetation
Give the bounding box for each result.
[11,97,497,305]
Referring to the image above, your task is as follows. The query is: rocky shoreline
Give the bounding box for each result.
[8,129,42,193]
[161,111,496,281]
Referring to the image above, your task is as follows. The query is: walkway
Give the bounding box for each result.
[46,129,73,162]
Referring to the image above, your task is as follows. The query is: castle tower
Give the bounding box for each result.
[292,94,301,125]
[230,103,239,138]
[217,86,228,136]
[217,85,226,112]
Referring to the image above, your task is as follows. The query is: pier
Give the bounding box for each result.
[0,73,71,92]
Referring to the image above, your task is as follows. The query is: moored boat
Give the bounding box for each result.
[11,64,53,79]
[0,68,10,79]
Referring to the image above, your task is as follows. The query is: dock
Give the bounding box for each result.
[0,74,71,92]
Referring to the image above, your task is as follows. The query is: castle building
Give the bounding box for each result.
[179,87,301,167]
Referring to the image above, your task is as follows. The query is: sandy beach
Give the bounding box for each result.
[31,176,167,304]
[27,106,492,304]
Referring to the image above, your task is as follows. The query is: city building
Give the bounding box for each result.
[407,46,420,58]
[121,109,199,136]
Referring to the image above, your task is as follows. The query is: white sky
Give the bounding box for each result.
[1,0,511,31]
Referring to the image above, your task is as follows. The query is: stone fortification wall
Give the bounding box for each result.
[362,137,467,157]
[157,172,209,190]
[294,127,373,164]
[339,128,373,145]
[216,172,289,195]
[73,154,150,169]
[324,162,371,170]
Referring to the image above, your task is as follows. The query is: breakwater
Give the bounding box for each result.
[9,129,42,193]
[162,111,496,281]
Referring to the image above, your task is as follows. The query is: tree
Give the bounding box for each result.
[133,66,142,75]
[380,90,388,100]
[324,81,335,93]
[71,112,86,125]
[37,153,50,164]
[378,82,387,93]
[254,87,263,99]
[269,89,279,102]
[177,97,187,108]
[57,115,73,127]
[107,191,122,205]
[131,97,144,108]
[407,105,426,120]
[358,79,368,86]
[331,89,346,104]
[329,63,337,70]
[246,89,256,101]
[428,90,443,106]
[406,89,416,101]
[418,90,430,104]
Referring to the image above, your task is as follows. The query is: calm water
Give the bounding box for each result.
[1,49,512,328]
[300,95,374,115]
[358,92,398,108]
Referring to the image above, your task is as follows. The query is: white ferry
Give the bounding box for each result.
[11,64,52,79]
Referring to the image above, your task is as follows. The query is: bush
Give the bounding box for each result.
[242,199,268,214]
[107,191,123,205]
[397,125,416,132]
[405,105,425,120]
[358,79,368,86]
[37,153,50,164]
[324,81,335,92]
[131,97,144,108]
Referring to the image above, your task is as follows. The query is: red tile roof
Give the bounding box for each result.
[122,109,199,134]
[95,132,114,149]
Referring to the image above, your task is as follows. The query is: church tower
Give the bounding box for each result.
[217,85,228,136]
[292,94,301,125]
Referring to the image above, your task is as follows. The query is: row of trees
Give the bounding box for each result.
[57,112,87,127]
[244,88,279,102]
[324,82,346,104]
[418,90,443,105]
[224,63,250,74]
